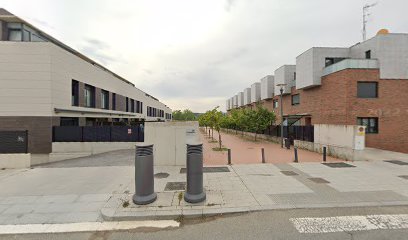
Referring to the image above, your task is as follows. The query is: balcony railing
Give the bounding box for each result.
[322,58,379,76]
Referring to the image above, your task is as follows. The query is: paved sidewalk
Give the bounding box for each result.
[201,129,341,165]
[1,160,407,224]
[102,160,408,221]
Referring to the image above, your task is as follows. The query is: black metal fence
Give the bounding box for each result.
[264,125,314,143]
[53,126,144,142]
[0,131,28,153]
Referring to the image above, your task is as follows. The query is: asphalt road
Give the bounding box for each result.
[2,206,408,240]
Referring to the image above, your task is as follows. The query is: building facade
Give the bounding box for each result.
[227,32,408,153]
[0,9,172,156]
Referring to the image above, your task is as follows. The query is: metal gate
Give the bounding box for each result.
[0,131,28,153]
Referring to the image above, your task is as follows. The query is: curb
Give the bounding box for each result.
[100,201,408,222]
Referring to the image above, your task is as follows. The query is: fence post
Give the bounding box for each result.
[227,149,231,165]
[323,146,327,162]
[294,147,298,163]
[261,148,265,163]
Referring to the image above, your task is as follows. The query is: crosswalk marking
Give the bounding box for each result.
[290,214,408,233]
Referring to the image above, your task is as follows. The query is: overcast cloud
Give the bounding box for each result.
[2,0,408,112]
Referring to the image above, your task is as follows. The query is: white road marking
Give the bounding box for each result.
[0,220,179,235]
[290,214,408,233]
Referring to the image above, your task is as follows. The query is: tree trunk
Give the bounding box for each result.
[211,128,214,140]
[218,131,222,149]
[255,132,257,141]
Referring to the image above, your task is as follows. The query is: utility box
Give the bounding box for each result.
[354,126,366,150]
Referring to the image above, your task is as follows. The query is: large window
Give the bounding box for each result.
[357,117,378,134]
[357,82,378,98]
[325,57,346,67]
[130,99,135,113]
[273,99,279,109]
[84,84,95,108]
[112,93,116,110]
[126,97,129,112]
[7,23,46,42]
[291,94,300,105]
[365,50,371,59]
[71,80,79,106]
[101,90,109,109]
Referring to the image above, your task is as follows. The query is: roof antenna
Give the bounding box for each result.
[363,2,378,41]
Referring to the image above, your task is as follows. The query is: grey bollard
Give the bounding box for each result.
[227,149,232,165]
[184,143,206,203]
[285,138,291,149]
[261,148,265,163]
[133,144,157,205]
[294,147,298,163]
[323,146,327,162]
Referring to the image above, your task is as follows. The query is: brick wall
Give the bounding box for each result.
[246,69,408,153]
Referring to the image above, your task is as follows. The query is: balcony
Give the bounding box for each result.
[322,58,379,76]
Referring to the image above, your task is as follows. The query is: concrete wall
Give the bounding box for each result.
[350,34,408,80]
[233,95,238,108]
[296,47,349,89]
[144,121,199,166]
[260,75,274,100]
[250,82,261,103]
[0,42,171,120]
[274,65,295,95]
[314,124,359,149]
[0,42,52,116]
[238,92,244,107]
[0,154,30,169]
[243,88,251,105]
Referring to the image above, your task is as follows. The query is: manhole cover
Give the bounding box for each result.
[385,160,408,166]
[154,172,169,179]
[180,167,230,173]
[398,175,408,180]
[281,171,298,176]
[322,162,356,168]
[164,182,186,191]
[308,177,330,183]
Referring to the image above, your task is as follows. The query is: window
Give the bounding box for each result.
[325,57,346,67]
[60,117,79,126]
[357,82,378,98]
[126,97,129,112]
[101,90,109,109]
[291,94,300,105]
[273,99,279,108]
[365,50,371,59]
[140,102,143,114]
[84,84,95,108]
[71,80,79,106]
[112,93,116,110]
[357,117,378,134]
[130,99,135,113]
[8,29,22,41]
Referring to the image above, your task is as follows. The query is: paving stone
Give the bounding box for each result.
[384,160,408,166]
[164,182,186,191]
[322,162,356,168]
[308,178,330,184]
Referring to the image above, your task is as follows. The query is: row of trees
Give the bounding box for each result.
[172,109,196,121]
[198,105,276,150]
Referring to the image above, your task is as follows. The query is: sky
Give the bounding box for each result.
[1,0,408,112]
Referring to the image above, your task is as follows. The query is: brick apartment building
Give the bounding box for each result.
[226,31,408,153]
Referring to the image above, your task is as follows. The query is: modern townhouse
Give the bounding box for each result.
[227,30,408,153]
[0,9,172,165]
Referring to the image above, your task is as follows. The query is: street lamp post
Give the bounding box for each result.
[276,84,287,148]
